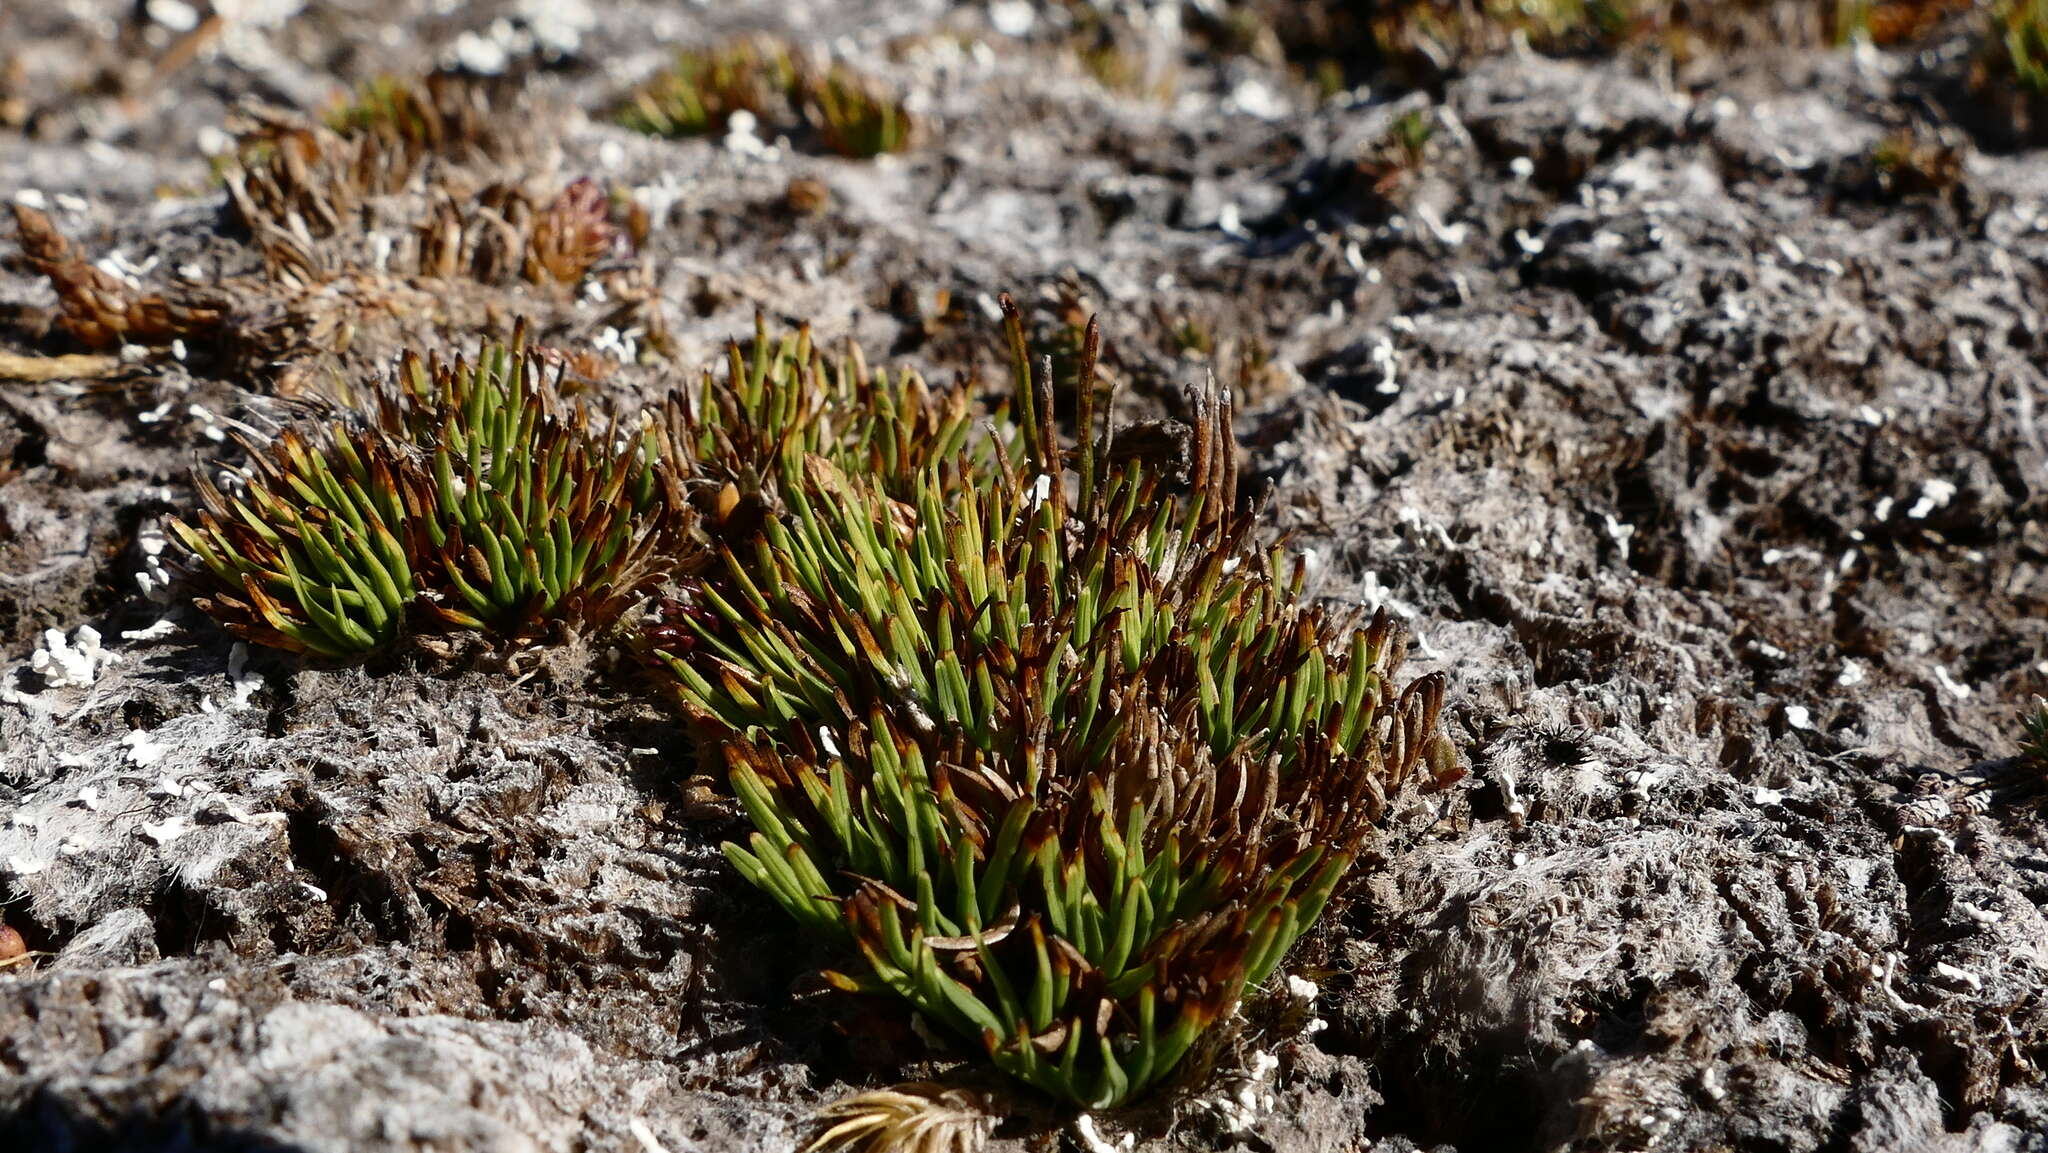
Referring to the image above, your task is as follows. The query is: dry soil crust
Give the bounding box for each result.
[1,3,2045,1152]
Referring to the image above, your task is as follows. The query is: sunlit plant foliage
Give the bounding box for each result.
[171,330,672,655]
[615,39,797,138]
[617,37,915,158]
[799,62,916,158]
[656,315,981,530]
[1998,0,2048,89]
[653,300,1455,1108]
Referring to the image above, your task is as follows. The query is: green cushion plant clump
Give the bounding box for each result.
[652,299,1456,1108]
[2000,0,2048,90]
[171,328,673,655]
[616,37,916,158]
[657,314,983,527]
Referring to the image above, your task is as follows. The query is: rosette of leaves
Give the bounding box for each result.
[656,304,1454,1108]
[171,331,672,656]
[524,178,619,284]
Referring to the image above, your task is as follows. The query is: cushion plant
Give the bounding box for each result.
[654,300,1454,1108]
[171,328,671,655]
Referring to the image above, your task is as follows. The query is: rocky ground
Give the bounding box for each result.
[1,2,2045,1151]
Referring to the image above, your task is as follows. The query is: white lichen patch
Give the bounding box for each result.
[723,110,777,160]
[1286,973,1329,1036]
[140,816,190,845]
[1906,478,1957,520]
[93,249,156,288]
[124,730,171,769]
[1625,761,1677,799]
[1073,1113,1133,1153]
[122,619,179,643]
[1603,513,1636,566]
[30,626,119,688]
[1932,665,1972,701]
[230,643,262,705]
[593,326,642,364]
[1934,962,1982,992]
[1198,1049,1281,1137]
[988,1,1037,38]
[198,642,265,714]
[187,402,230,443]
[133,523,176,603]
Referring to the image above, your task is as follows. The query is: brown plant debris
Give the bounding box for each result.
[9,204,227,350]
[0,351,126,382]
[806,1083,992,1153]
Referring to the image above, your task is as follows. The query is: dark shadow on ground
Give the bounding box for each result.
[0,1090,312,1153]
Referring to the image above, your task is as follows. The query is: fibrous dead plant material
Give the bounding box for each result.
[10,205,227,349]
[0,351,126,382]
[806,1083,992,1153]
[653,298,1457,1108]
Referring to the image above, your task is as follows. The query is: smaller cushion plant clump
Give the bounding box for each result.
[616,37,915,159]
[651,301,1457,1108]
[171,328,674,656]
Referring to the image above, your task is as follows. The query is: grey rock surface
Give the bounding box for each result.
[1,2,2045,1151]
